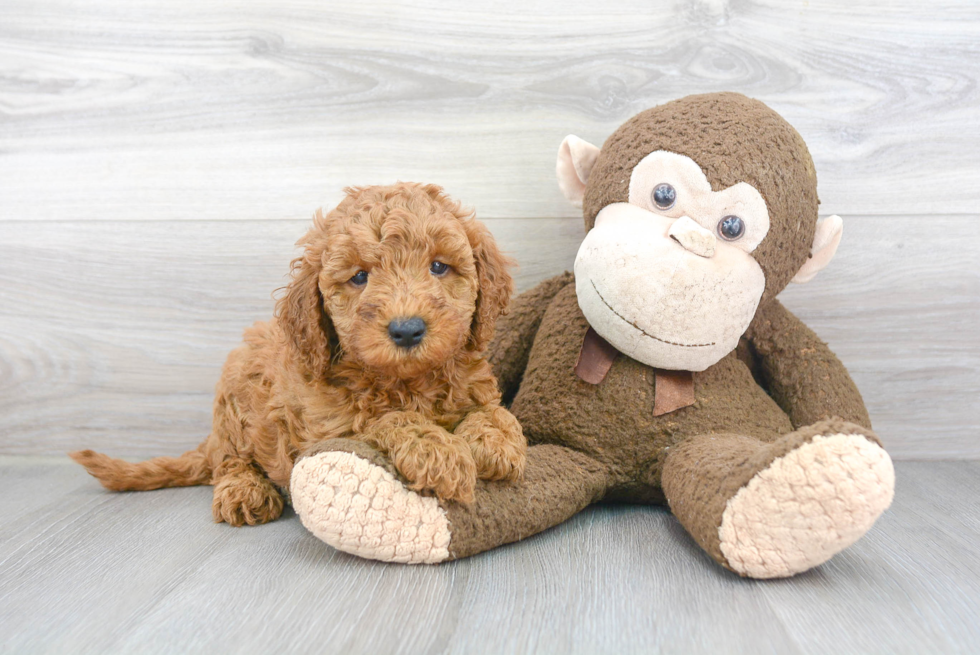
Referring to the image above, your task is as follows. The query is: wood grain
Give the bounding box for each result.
[0,218,581,456]
[755,461,980,654]
[0,215,976,458]
[0,458,976,654]
[1,0,978,221]
[1,2,976,651]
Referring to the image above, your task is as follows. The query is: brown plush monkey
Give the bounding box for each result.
[292,93,895,577]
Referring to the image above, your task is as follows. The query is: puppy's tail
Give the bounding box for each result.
[69,447,212,491]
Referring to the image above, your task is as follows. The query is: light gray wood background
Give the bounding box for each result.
[2,2,980,653]
[2,0,978,458]
[1,5,979,449]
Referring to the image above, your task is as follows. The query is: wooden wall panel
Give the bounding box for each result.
[1,216,975,458]
[1,0,977,457]
[0,0,978,220]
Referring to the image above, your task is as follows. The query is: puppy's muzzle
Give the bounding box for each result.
[388,317,427,349]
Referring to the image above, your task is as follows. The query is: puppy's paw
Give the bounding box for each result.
[458,407,527,483]
[212,471,284,527]
[390,431,478,504]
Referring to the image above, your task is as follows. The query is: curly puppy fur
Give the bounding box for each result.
[71,183,527,525]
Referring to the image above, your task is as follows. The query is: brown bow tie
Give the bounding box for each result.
[574,327,696,416]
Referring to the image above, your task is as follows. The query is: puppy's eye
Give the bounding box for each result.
[429,261,450,276]
[349,270,368,286]
[652,183,676,210]
[718,215,745,241]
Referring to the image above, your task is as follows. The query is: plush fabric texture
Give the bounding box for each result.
[291,445,452,564]
[277,94,890,576]
[582,92,818,305]
[747,297,871,429]
[666,216,716,257]
[507,281,796,484]
[486,271,574,404]
[291,436,608,562]
[479,273,889,577]
[293,271,891,575]
[718,432,895,578]
[791,214,843,284]
[626,151,771,254]
[661,418,883,573]
[73,95,890,577]
[445,444,609,559]
[574,202,767,371]
[556,135,601,206]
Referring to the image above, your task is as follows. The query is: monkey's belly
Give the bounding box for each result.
[510,285,793,483]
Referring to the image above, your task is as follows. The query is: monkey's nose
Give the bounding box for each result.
[388,317,427,349]
[668,216,716,258]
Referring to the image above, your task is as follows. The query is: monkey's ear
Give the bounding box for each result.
[556,135,601,207]
[791,215,843,284]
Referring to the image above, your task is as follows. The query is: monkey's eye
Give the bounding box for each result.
[652,183,676,209]
[349,270,368,286]
[718,215,745,241]
[430,261,450,276]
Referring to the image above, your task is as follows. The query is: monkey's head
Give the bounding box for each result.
[557,92,843,372]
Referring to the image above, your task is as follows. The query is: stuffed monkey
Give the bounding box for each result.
[292,93,894,577]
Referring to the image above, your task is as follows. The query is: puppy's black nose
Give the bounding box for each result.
[388,317,427,349]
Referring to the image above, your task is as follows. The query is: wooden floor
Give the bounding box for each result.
[0,457,977,654]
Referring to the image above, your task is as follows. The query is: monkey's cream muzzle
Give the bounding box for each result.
[558,141,842,373]
[574,202,766,372]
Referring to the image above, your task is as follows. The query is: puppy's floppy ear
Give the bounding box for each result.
[460,217,514,353]
[275,223,337,378]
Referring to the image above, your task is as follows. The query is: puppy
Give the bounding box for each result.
[71,183,527,526]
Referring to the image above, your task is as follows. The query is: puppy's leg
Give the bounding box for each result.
[454,405,527,482]
[206,383,284,527]
[211,458,284,527]
[361,411,477,503]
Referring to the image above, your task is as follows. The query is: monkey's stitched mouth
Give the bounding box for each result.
[589,280,715,348]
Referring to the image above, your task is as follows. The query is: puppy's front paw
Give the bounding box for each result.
[457,407,527,483]
[390,431,477,504]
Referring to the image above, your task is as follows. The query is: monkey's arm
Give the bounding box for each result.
[488,271,574,402]
[745,299,871,430]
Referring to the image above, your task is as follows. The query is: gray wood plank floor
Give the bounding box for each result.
[0,458,977,654]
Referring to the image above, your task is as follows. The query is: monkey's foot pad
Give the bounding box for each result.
[719,433,895,578]
[290,451,451,564]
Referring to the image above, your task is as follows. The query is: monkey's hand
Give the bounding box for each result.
[488,272,574,401]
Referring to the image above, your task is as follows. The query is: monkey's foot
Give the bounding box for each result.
[718,433,895,578]
[290,450,451,564]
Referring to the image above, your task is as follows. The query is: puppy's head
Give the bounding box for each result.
[276,183,513,379]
